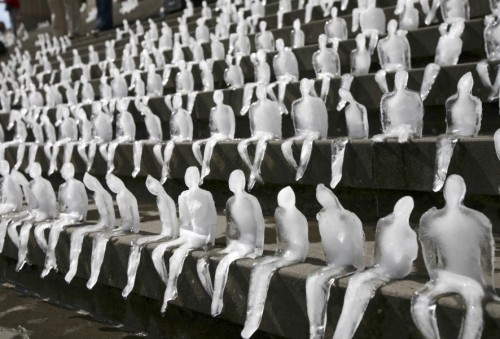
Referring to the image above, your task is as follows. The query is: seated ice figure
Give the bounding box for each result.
[281,78,328,181]
[210,34,226,60]
[255,21,275,52]
[122,175,178,298]
[48,106,78,175]
[139,44,153,70]
[333,196,418,339]
[99,76,113,103]
[74,107,93,167]
[313,34,341,100]
[105,40,116,62]
[230,24,251,57]
[201,0,212,19]
[271,39,300,113]
[130,70,146,97]
[7,162,57,272]
[292,19,305,48]
[196,170,265,316]
[424,0,469,25]
[88,45,100,64]
[224,54,245,89]
[412,175,497,339]
[377,19,411,72]
[0,109,27,163]
[241,186,309,338]
[195,18,210,43]
[17,110,44,172]
[352,0,386,55]
[65,173,116,284]
[111,68,129,99]
[146,64,163,97]
[34,163,88,278]
[199,60,215,92]
[238,84,283,190]
[373,70,424,143]
[337,88,369,139]
[306,184,365,339]
[151,167,217,313]
[189,37,205,63]
[325,7,348,43]
[398,0,419,31]
[175,60,194,94]
[83,102,114,172]
[241,50,272,114]
[192,90,236,183]
[350,33,372,76]
[80,75,95,104]
[159,23,173,52]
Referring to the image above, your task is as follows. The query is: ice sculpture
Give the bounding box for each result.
[484,5,500,61]
[150,167,216,313]
[130,70,146,97]
[189,37,205,63]
[202,0,212,19]
[272,39,300,113]
[292,19,305,48]
[0,109,27,162]
[122,175,178,298]
[83,103,114,172]
[425,0,469,25]
[81,75,95,104]
[377,20,411,72]
[238,84,283,190]
[111,68,128,99]
[398,0,419,31]
[242,50,272,114]
[333,196,418,339]
[224,54,245,89]
[241,186,309,338]
[34,163,88,278]
[154,94,193,183]
[147,64,163,96]
[432,72,481,192]
[199,60,215,92]
[99,76,113,103]
[19,111,44,171]
[412,175,497,339]
[7,162,57,272]
[48,106,78,175]
[159,23,173,52]
[230,24,251,56]
[192,90,235,183]
[281,79,328,181]
[88,45,100,65]
[325,7,348,43]
[372,70,424,143]
[420,20,465,101]
[65,173,115,284]
[352,0,386,54]
[176,60,195,94]
[195,18,210,43]
[255,21,275,52]
[210,34,226,60]
[351,34,372,76]
[306,184,365,339]
[313,35,341,100]
[86,174,140,289]
[196,169,265,315]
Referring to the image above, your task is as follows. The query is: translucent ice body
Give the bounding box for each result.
[352,0,387,55]
[484,5,500,61]
[255,21,275,52]
[325,8,348,43]
[377,20,411,72]
[48,106,78,175]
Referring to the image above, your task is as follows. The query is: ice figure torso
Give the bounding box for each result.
[117,111,136,139]
[256,31,274,52]
[59,179,88,219]
[224,61,244,88]
[484,10,500,60]
[170,108,193,141]
[29,177,57,220]
[291,93,328,138]
[378,21,411,72]
[249,99,282,137]
[273,48,299,80]
[1,173,23,210]
[360,7,386,33]
[445,94,481,136]
[226,193,261,250]
[176,67,194,93]
[274,198,309,261]
[325,16,348,41]
[436,33,463,66]
[381,85,424,137]
[254,59,271,84]
[60,117,78,140]
[210,103,235,138]
[441,0,469,22]
[313,44,341,78]
[178,187,217,244]
[93,112,113,141]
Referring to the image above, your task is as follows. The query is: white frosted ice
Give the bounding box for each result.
[377,19,411,72]
[351,34,372,76]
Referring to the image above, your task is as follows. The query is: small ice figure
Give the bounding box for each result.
[72,49,83,68]
[304,0,320,23]
[350,33,372,76]
[325,7,348,43]
[195,18,210,43]
[175,60,194,94]
[337,88,369,139]
[484,5,500,61]
[86,174,140,290]
[420,20,465,101]
[425,0,469,25]
[139,44,152,70]
[130,70,146,97]
[154,94,193,183]
[398,0,419,31]
[352,0,386,54]
[292,19,305,49]
[105,40,116,62]
[136,19,144,36]
[201,0,212,19]
[281,78,328,181]
[0,109,27,162]
[48,106,78,175]
[65,173,116,284]
[189,37,205,63]
[111,68,129,99]
[151,167,217,313]
[306,184,365,339]
[34,163,88,278]
[432,72,481,192]
[18,110,44,172]
[99,76,113,103]
[147,64,163,96]
[196,170,265,315]
[230,25,251,57]
[241,186,309,338]
[241,50,272,114]
[7,162,57,272]
[122,175,178,298]
[210,34,226,60]
[238,84,283,190]
[333,196,418,339]
[255,21,275,52]
[272,39,300,113]
[83,103,114,172]
[313,35,341,100]
[88,45,99,64]
[224,54,245,89]
[372,70,424,143]
[412,175,497,339]
[80,75,95,104]
[193,90,235,183]
[159,23,173,52]
[377,19,411,72]
[199,60,215,92]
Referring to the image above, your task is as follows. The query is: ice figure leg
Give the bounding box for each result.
[306,266,353,339]
[332,270,388,339]
[132,140,143,177]
[305,4,313,23]
[161,245,194,312]
[375,70,389,94]
[34,222,52,253]
[296,136,317,181]
[278,81,288,114]
[77,143,89,168]
[368,33,379,55]
[106,141,119,174]
[411,283,443,339]
[248,137,269,190]
[476,62,492,90]
[320,77,330,102]
[237,138,258,173]
[151,237,186,284]
[87,143,99,171]
[192,139,206,166]
[7,218,26,249]
[395,0,405,14]
[298,0,305,9]
[196,257,214,297]
[330,138,349,189]
[15,143,26,170]
[200,138,218,183]
[43,144,52,163]
[64,142,75,163]
[28,144,39,171]
[211,251,248,316]
[277,10,284,28]
[424,0,440,25]
[242,84,256,115]
[49,142,60,175]
[281,136,302,171]
[161,141,175,183]
[420,0,431,13]
[432,135,458,192]
[241,258,298,338]
[0,218,11,253]
[153,143,164,165]
[42,220,72,278]
[420,63,441,101]
[16,222,34,271]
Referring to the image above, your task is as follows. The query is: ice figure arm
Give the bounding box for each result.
[418,210,439,280]
[476,61,493,89]
[352,8,360,32]
[477,213,497,296]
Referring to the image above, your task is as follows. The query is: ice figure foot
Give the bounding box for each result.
[196,257,214,297]
[131,168,140,178]
[330,138,349,189]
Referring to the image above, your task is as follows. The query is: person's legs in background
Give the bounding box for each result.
[62,0,82,38]
[95,0,113,31]
[47,0,68,36]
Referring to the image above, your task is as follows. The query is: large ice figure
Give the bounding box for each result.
[424,0,469,25]
[325,8,348,43]
[412,175,497,339]
[306,184,365,339]
[432,72,481,192]
[122,175,178,298]
[372,70,424,143]
[352,0,386,55]
[192,90,235,184]
[238,84,283,190]
[151,167,217,313]
[196,170,265,316]
[333,196,418,339]
[65,173,115,283]
[272,38,300,113]
[7,162,57,272]
[313,35,341,100]
[350,34,372,76]
[281,78,328,181]
[255,21,275,52]
[241,186,309,339]
[34,163,88,278]
[86,174,140,289]
[484,5,500,61]
[48,106,78,175]
[377,19,411,72]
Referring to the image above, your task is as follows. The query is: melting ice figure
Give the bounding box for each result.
[313,35,341,100]
[397,0,419,31]
[350,34,372,76]
[292,19,305,49]
[325,8,348,43]
[255,21,275,52]
[224,55,245,89]
[377,19,411,72]
[81,102,114,171]
[242,49,272,115]
[424,0,469,25]
[352,0,386,55]
[48,106,78,175]
[412,175,497,339]
[0,109,27,163]
[271,39,299,113]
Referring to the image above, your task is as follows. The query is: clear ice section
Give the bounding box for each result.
[397,0,419,31]
[122,175,178,298]
[7,162,57,272]
[333,196,418,339]
[484,5,500,61]
[377,19,412,72]
[255,21,275,52]
[350,34,372,76]
[86,174,140,290]
[352,0,387,55]
[372,70,424,143]
[292,19,306,48]
[425,0,470,25]
[432,72,481,192]
[241,186,309,339]
[325,7,348,43]
[192,90,235,184]
[281,79,328,181]
[48,106,78,175]
[196,169,265,316]
[238,84,283,190]
[150,167,216,313]
[306,184,365,339]
[34,163,88,278]
[412,175,497,339]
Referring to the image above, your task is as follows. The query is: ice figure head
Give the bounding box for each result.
[185,166,201,190]
[29,162,42,179]
[259,20,266,32]
[83,173,101,191]
[316,183,342,210]
[213,90,223,105]
[443,174,466,207]
[146,175,163,196]
[106,173,125,194]
[229,169,246,193]
[393,195,414,221]
[0,160,10,176]
[276,38,284,52]
[293,18,300,30]
[277,186,295,208]
[60,163,75,181]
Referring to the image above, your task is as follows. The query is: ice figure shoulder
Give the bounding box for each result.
[325,7,348,42]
